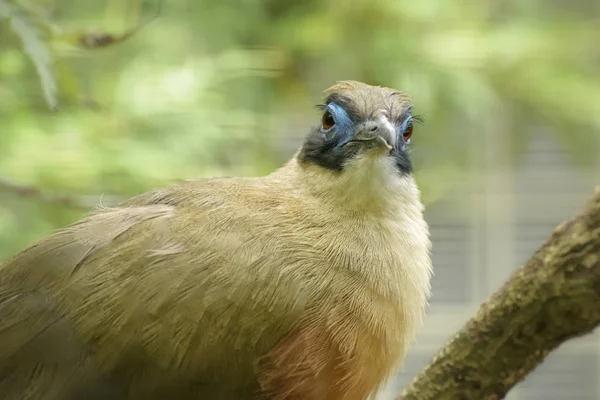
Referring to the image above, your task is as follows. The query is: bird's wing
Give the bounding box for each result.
[0,193,307,399]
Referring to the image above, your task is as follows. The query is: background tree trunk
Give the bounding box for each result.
[397,188,600,400]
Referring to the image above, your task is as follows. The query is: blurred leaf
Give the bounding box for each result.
[0,0,57,109]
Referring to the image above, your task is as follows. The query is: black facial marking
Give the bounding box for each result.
[298,126,358,172]
[392,147,413,174]
[299,126,413,175]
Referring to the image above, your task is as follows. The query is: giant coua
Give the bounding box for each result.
[0,80,432,400]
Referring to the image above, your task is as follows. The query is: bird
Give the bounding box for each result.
[0,80,432,400]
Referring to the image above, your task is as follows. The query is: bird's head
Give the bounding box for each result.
[295,81,422,211]
[298,80,418,175]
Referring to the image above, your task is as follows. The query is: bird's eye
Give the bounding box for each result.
[403,121,413,143]
[322,111,335,131]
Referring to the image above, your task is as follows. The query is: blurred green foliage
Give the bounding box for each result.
[0,0,598,260]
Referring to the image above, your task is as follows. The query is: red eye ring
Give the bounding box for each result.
[403,121,413,142]
[322,111,335,131]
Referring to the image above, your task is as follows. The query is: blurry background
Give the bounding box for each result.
[1,0,599,398]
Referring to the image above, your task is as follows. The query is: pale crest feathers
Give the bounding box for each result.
[324,80,412,121]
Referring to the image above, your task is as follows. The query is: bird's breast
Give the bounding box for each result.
[298,213,426,321]
[254,210,432,399]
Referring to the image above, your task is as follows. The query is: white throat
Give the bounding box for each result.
[292,154,422,217]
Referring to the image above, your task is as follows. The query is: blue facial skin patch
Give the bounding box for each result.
[398,116,413,150]
[322,102,354,146]
[323,101,414,151]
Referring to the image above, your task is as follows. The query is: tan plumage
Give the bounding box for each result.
[0,81,432,400]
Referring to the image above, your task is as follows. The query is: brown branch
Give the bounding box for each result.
[0,177,124,210]
[398,187,600,400]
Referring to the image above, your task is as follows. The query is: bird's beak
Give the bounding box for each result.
[347,119,395,151]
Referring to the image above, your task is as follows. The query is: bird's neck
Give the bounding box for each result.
[272,154,423,218]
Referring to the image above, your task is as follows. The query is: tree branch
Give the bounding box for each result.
[0,177,124,210]
[398,187,600,400]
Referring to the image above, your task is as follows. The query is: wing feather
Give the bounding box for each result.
[0,192,306,399]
